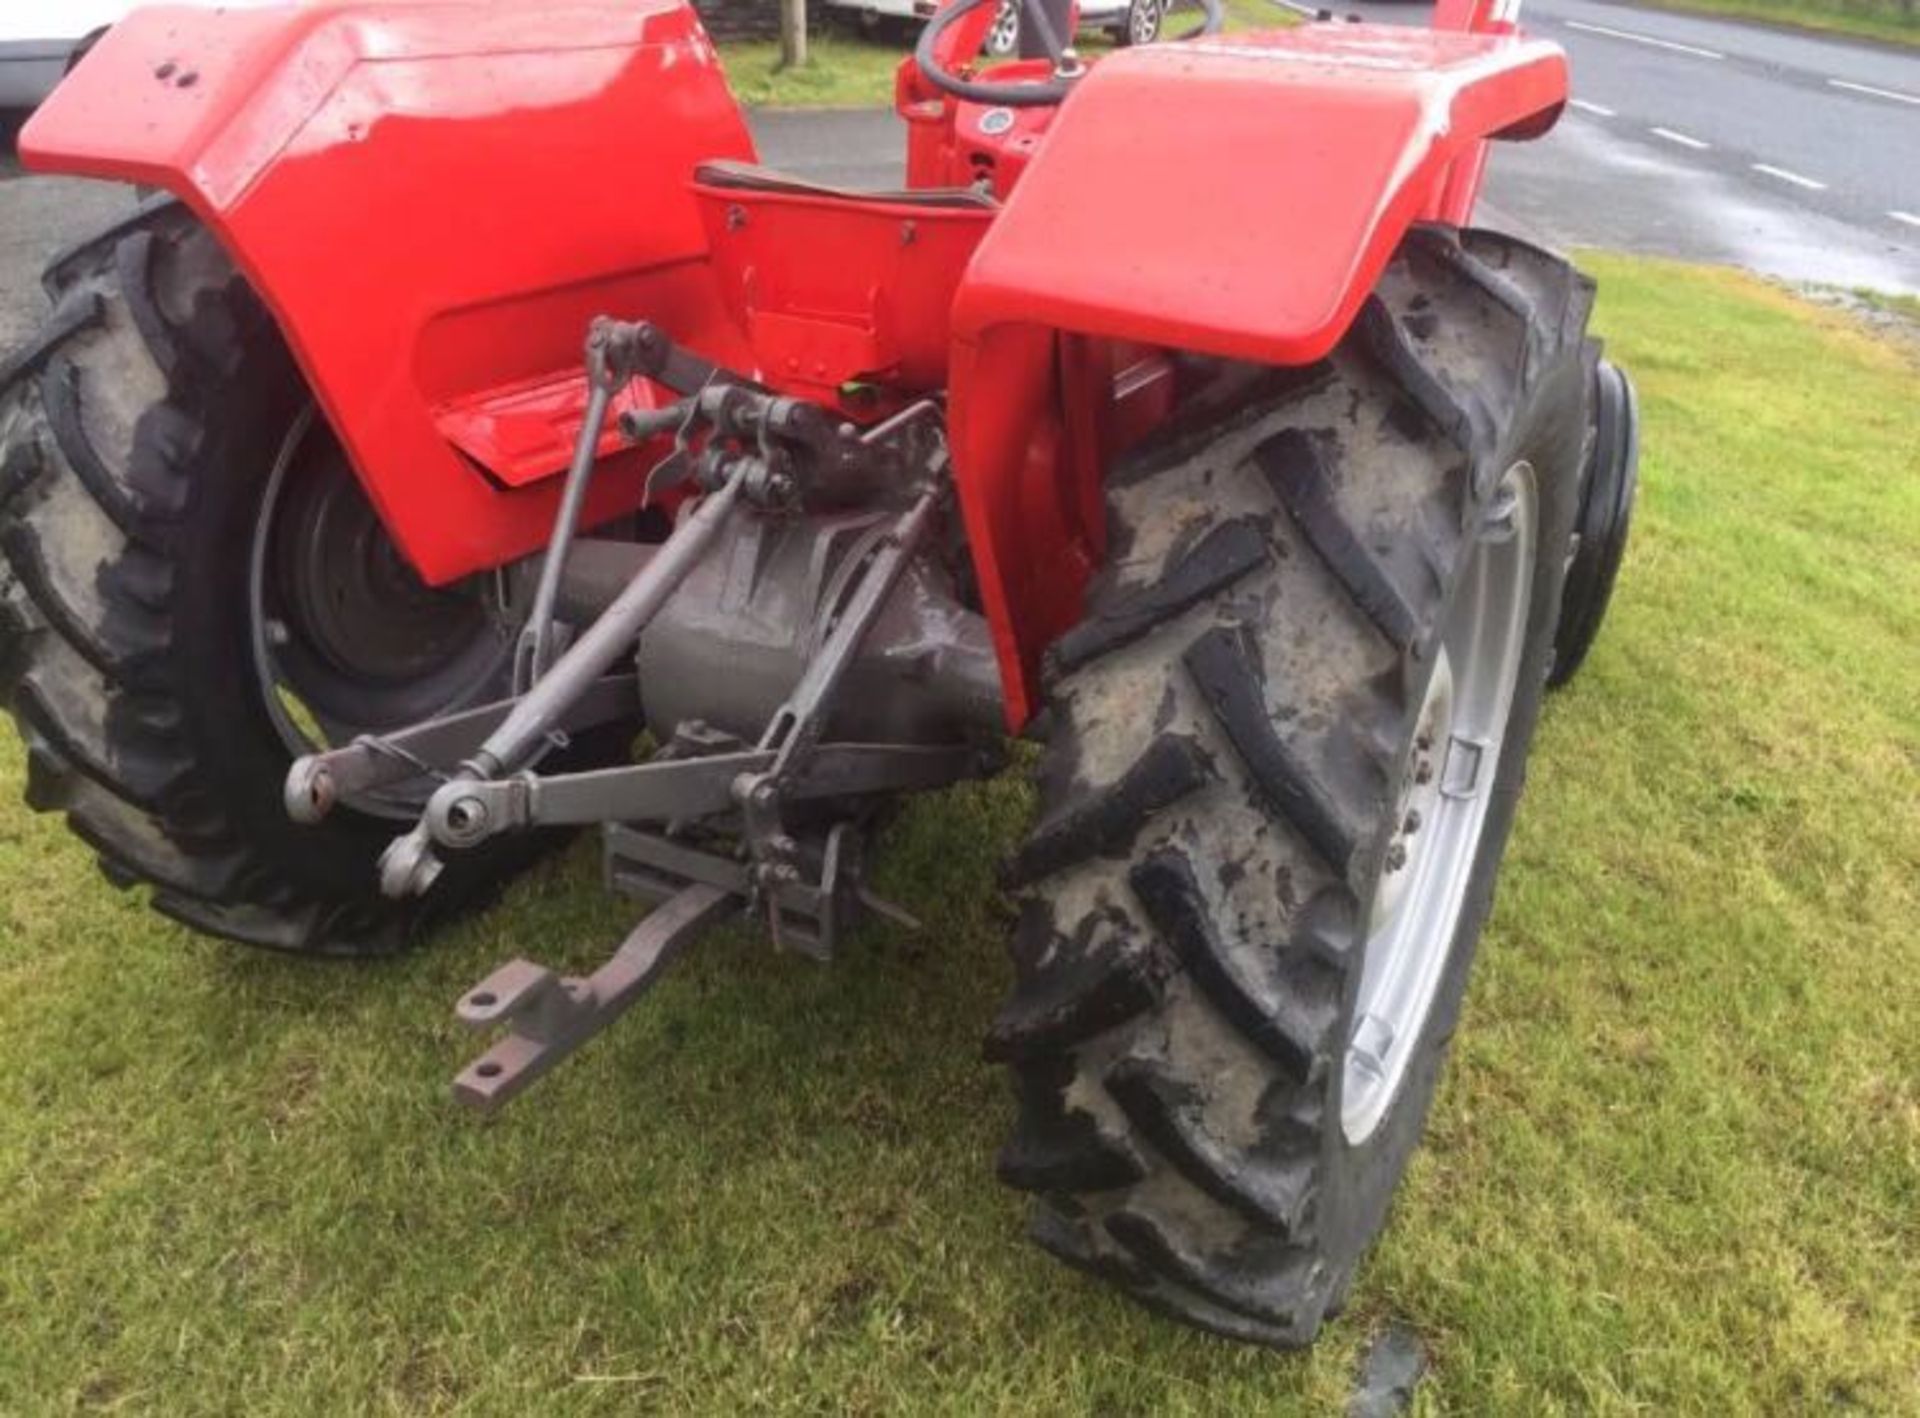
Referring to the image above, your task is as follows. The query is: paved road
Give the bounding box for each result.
[1285,0,1920,291]
[757,0,1920,293]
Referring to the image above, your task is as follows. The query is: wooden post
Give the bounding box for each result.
[779,0,809,69]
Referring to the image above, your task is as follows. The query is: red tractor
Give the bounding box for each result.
[0,0,1636,1345]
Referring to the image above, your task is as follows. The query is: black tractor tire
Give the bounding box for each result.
[0,200,606,956]
[1548,356,1638,688]
[990,226,1596,1346]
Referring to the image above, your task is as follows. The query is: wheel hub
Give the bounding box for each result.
[1341,461,1539,1145]
[272,440,490,688]
[248,406,516,814]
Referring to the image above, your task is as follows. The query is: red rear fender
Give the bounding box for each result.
[947,23,1568,725]
[951,24,1567,367]
[21,1,755,584]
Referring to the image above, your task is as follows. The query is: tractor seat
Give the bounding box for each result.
[692,159,997,211]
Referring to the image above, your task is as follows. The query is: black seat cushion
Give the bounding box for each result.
[693,159,997,210]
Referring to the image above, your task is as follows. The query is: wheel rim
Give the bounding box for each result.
[987,2,1021,56]
[248,405,517,817]
[1129,0,1160,45]
[1341,461,1539,1145]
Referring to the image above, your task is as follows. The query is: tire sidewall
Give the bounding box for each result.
[1317,350,1589,1289]
[153,301,610,941]
[159,337,431,909]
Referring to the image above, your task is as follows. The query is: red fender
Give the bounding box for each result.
[21,1,755,585]
[947,22,1568,724]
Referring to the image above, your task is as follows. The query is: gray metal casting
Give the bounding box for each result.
[638,510,1002,748]
[450,883,738,1113]
[375,464,748,898]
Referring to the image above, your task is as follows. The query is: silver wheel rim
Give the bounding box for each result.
[1129,0,1159,44]
[987,2,1020,56]
[1341,461,1538,1145]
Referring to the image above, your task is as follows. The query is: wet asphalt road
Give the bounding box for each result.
[1323,0,1920,293]
[3,0,1917,349]
[753,0,1920,294]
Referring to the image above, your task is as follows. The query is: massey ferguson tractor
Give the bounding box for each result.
[0,0,1637,1346]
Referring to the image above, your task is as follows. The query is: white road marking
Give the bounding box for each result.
[1752,163,1827,191]
[1270,0,1320,15]
[1565,20,1723,60]
[1887,210,1920,230]
[1569,98,1616,117]
[1651,127,1711,150]
[1828,78,1920,107]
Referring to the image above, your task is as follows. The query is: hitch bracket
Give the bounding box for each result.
[451,883,738,1113]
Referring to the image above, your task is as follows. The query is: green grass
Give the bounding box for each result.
[1635,0,1919,48]
[2,257,1918,1412]
[720,0,1291,107]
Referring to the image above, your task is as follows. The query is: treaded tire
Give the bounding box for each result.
[991,226,1596,1346]
[1548,357,1638,688]
[0,200,595,956]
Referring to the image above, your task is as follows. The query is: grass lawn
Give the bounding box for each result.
[1635,0,1919,49]
[2,257,1917,1412]
[721,0,1290,106]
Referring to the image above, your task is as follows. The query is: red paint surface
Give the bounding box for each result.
[25,1,1565,728]
[23,1,755,584]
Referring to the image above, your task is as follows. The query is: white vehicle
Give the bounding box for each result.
[1,2,278,111]
[827,0,1170,55]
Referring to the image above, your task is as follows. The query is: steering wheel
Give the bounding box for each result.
[916,0,1224,109]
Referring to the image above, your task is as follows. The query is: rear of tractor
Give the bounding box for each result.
[0,0,1636,1346]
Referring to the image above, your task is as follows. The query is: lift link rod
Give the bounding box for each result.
[423,742,976,845]
[735,478,945,945]
[283,674,639,825]
[376,464,748,899]
[515,375,611,691]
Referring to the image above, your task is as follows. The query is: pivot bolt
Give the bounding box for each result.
[1384,843,1409,873]
[1403,809,1422,834]
[441,796,489,842]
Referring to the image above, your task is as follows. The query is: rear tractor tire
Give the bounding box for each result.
[0,201,613,955]
[991,227,1596,1345]
[1548,356,1638,688]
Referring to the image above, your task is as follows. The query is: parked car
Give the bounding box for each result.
[983,0,1171,53]
[825,0,1170,54]
[1,1,278,113]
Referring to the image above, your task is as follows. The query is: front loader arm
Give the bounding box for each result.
[20,1,756,586]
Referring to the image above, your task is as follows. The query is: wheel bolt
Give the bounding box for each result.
[1414,761,1434,785]
[1403,810,1422,834]
[1385,843,1408,873]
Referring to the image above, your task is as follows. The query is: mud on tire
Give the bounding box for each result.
[991,226,1597,1344]
[0,200,595,955]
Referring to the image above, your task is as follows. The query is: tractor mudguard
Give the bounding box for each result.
[19,1,755,585]
[946,22,1568,724]
[952,24,1566,366]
